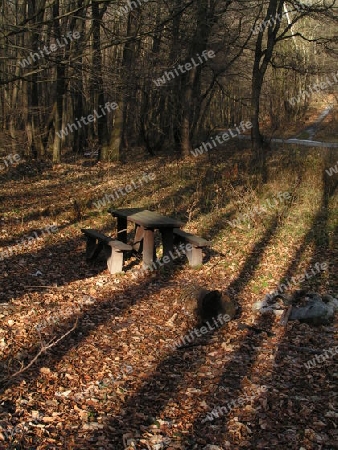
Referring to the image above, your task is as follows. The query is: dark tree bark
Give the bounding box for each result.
[26,0,47,160]
[92,1,109,161]
[180,0,215,157]
[250,0,285,181]
[118,8,141,163]
[69,0,88,154]
[52,0,66,164]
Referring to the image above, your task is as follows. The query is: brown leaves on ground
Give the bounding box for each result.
[0,147,337,449]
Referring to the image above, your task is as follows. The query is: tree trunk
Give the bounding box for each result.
[52,0,66,164]
[52,65,65,164]
[180,68,195,157]
[69,0,88,154]
[92,1,109,161]
[250,0,285,181]
[180,0,214,157]
[26,0,47,160]
[101,105,123,162]
[116,7,140,163]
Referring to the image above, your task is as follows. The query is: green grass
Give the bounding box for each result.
[296,131,311,139]
[0,143,337,298]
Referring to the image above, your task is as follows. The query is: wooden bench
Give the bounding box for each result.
[81,229,132,274]
[173,229,211,266]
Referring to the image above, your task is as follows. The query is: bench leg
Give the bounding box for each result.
[173,233,181,247]
[117,217,127,243]
[161,228,174,261]
[85,237,104,260]
[85,236,96,259]
[186,245,203,267]
[107,246,124,274]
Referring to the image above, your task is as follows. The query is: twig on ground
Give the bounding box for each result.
[279,305,293,326]
[277,344,325,354]
[9,319,78,379]
[25,285,59,289]
[176,340,217,350]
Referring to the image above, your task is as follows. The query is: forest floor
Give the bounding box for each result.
[0,134,337,449]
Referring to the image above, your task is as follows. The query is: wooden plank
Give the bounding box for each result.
[173,228,211,247]
[109,241,132,251]
[108,207,144,217]
[127,210,182,228]
[110,208,183,229]
[81,228,111,243]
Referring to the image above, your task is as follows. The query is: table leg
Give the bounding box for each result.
[143,228,156,267]
[161,228,174,260]
[133,224,144,252]
[117,217,127,243]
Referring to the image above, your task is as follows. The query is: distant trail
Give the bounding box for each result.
[238,135,338,148]
[268,137,338,148]
[292,105,333,140]
[277,105,338,147]
[238,105,338,148]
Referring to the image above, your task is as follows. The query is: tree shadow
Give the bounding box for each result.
[0,206,284,449]
[1,147,336,448]
[0,262,184,393]
[198,154,337,449]
[84,211,290,449]
[116,159,336,448]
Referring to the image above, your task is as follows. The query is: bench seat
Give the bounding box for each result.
[81,228,132,274]
[173,228,211,266]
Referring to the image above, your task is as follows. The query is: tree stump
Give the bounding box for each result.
[181,284,237,325]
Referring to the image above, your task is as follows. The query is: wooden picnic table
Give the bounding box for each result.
[108,208,184,266]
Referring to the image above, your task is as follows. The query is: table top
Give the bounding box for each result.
[109,208,184,228]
